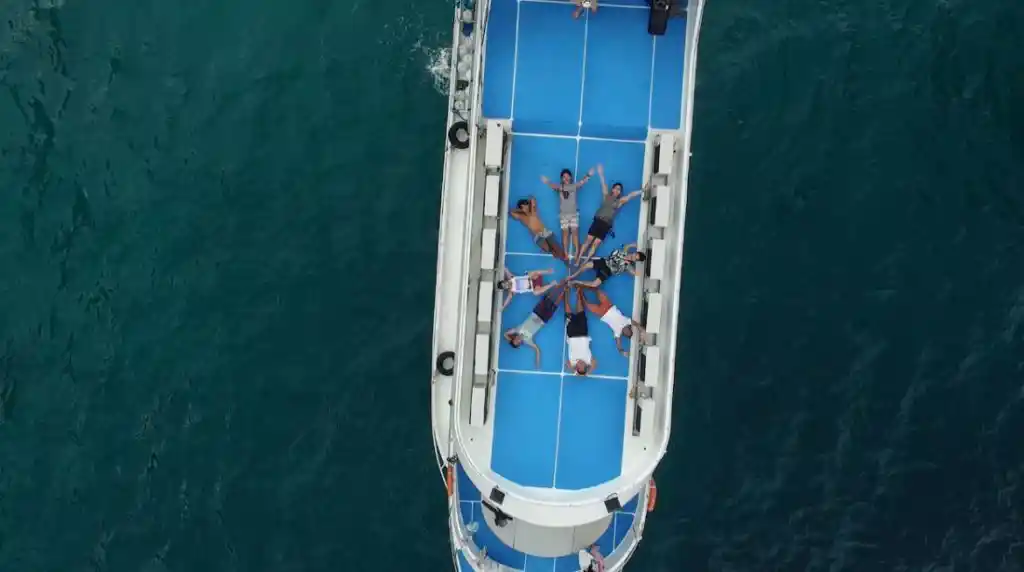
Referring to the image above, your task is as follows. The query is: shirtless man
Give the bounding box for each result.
[565,288,597,376]
[510,197,568,262]
[580,288,645,356]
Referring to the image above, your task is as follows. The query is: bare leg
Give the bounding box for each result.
[574,288,586,313]
[562,227,570,259]
[533,276,561,296]
[553,287,566,306]
[549,238,568,262]
[581,237,603,263]
[576,235,595,265]
[571,227,580,260]
[581,291,603,315]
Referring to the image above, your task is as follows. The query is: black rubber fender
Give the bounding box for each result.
[436,351,456,376]
[447,121,470,150]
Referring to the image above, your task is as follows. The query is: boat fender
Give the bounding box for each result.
[647,478,658,512]
[436,351,456,376]
[448,121,470,150]
[446,464,455,497]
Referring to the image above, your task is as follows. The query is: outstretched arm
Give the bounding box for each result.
[531,268,554,277]
[540,175,561,191]
[501,290,513,311]
[596,164,608,197]
[622,243,638,253]
[618,189,644,207]
[632,319,647,344]
[526,340,541,369]
[615,336,626,356]
[577,167,596,188]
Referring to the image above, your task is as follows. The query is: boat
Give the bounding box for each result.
[430,0,705,569]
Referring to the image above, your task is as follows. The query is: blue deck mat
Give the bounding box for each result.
[492,370,561,487]
[482,0,517,119]
[482,1,686,135]
[650,15,687,130]
[580,6,654,140]
[511,1,585,135]
[554,376,628,489]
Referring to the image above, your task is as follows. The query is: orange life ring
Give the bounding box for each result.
[446,464,455,497]
[646,478,658,512]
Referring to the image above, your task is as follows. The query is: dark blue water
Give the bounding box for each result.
[1,0,1021,570]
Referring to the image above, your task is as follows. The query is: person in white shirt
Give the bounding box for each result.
[580,287,645,356]
[497,266,556,311]
[564,288,597,376]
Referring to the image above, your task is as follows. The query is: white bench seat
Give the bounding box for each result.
[652,185,670,228]
[648,238,667,281]
[470,382,488,427]
[478,281,494,325]
[480,228,497,270]
[484,174,501,218]
[657,134,675,176]
[645,292,662,336]
[643,346,660,389]
[474,333,490,376]
[485,120,505,169]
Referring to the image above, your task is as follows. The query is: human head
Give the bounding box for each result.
[621,324,634,338]
[610,182,623,198]
[560,169,573,184]
[628,251,647,263]
[574,361,588,375]
[506,332,523,348]
[516,198,530,210]
[497,279,511,291]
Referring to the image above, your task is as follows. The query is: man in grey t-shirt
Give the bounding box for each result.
[541,167,594,261]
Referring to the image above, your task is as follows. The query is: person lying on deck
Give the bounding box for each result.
[568,243,646,289]
[497,267,557,311]
[541,167,594,260]
[575,164,646,264]
[503,281,566,368]
[581,288,646,356]
[565,288,597,376]
[510,197,568,262]
[573,0,598,19]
